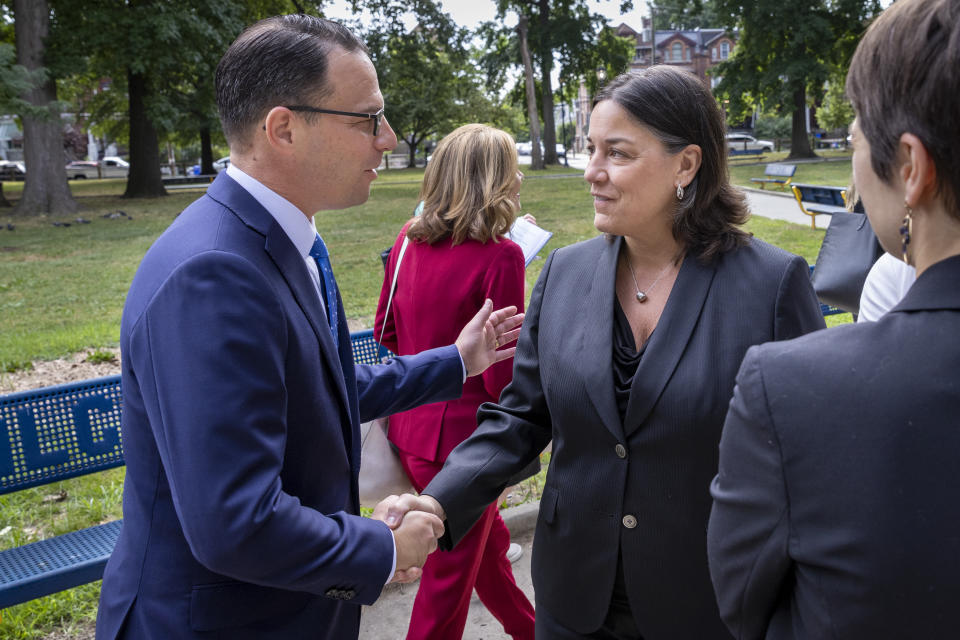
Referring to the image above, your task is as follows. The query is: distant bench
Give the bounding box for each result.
[0,330,390,609]
[790,183,849,229]
[749,163,796,190]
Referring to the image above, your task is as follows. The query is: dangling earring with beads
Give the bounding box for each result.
[899,201,913,264]
[676,184,684,200]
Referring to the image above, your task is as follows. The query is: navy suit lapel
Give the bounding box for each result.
[623,252,716,436]
[206,174,352,422]
[581,236,626,442]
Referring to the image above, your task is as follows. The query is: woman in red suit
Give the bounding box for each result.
[374,124,536,640]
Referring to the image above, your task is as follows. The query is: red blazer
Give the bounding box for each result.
[374,220,525,462]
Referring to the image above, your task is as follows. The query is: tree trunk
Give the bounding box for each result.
[12,0,77,217]
[517,16,544,171]
[537,0,558,165]
[0,183,10,207]
[124,69,167,198]
[200,126,214,175]
[407,136,417,168]
[787,85,817,160]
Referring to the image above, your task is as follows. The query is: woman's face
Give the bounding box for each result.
[511,170,524,208]
[851,118,905,257]
[584,100,682,238]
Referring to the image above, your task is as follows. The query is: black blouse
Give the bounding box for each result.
[613,296,649,421]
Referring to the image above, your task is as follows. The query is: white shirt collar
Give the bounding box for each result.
[226,164,317,257]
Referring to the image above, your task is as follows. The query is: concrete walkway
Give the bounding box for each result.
[359,503,539,640]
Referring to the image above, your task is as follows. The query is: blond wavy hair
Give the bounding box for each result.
[407,124,520,246]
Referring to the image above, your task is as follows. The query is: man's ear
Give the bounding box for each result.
[677,144,702,188]
[899,132,937,208]
[263,106,296,151]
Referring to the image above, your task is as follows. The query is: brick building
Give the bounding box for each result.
[616,18,736,88]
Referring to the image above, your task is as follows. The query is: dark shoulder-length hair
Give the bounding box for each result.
[407,124,519,245]
[594,66,749,262]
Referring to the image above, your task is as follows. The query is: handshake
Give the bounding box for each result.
[372,494,448,583]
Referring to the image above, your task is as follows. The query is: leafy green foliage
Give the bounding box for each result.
[650,0,724,30]
[754,112,791,141]
[479,1,634,162]
[817,74,855,132]
[710,0,880,157]
[350,1,488,165]
[0,42,46,117]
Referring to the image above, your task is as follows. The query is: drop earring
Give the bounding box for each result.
[899,202,913,264]
[676,184,684,200]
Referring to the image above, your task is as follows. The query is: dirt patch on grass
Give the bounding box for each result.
[0,347,121,394]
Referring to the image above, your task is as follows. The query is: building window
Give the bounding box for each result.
[635,46,642,61]
[720,41,730,59]
[643,28,651,43]
[712,47,717,61]
[672,42,682,62]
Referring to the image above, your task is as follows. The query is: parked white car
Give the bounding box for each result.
[726,133,774,154]
[65,157,129,179]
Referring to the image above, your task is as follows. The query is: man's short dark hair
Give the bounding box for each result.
[846,0,959,215]
[215,15,368,148]
[594,66,749,262]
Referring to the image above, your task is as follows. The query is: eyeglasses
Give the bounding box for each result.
[285,105,385,136]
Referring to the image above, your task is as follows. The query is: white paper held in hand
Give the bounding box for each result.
[507,216,553,267]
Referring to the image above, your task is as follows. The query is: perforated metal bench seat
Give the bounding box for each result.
[0,520,121,607]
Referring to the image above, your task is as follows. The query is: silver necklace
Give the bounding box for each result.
[624,252,671,303]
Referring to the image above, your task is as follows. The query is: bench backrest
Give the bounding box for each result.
[764,164,796,177]
[0,331,394,496]
[0,375,124,495]
[792,182,846,206]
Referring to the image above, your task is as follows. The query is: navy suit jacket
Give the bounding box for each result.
[96,173,463,639]
[708,254,960,639]
[425,234,825,637]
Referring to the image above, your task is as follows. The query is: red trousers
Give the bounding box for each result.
[399,451,536,640]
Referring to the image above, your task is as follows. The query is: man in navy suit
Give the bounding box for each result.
[95,15,521,640]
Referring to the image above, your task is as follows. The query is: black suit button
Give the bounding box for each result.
[615,444,627,459]
[325,588,343,599]
[622,514,637,529]
[343,589,356,600]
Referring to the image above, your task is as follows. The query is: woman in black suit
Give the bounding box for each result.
[707,1,960,637]
[384,66,825,638]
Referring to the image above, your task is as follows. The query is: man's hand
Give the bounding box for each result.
[455,299,524,377]
[373,493,446,528]
[372,494,447,583]
[390,510,444,583]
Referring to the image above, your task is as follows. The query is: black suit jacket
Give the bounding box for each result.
[708,253,960,640]
[425,234,825,637]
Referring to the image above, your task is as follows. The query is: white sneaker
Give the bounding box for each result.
[506,542,523,564]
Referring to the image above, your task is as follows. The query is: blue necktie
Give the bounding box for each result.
[309,233,339,349]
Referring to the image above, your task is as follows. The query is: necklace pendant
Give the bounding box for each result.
[636,291,648,303]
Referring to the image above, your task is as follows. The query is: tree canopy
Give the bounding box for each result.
[480,0,634,165]
[710,0,881,159]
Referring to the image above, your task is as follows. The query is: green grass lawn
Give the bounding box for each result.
[729,150,853,190]
[0,167,848,638]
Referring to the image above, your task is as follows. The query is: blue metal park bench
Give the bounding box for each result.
[749,163,796,190]
[791,183,849,229]
[0,329,389,609]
